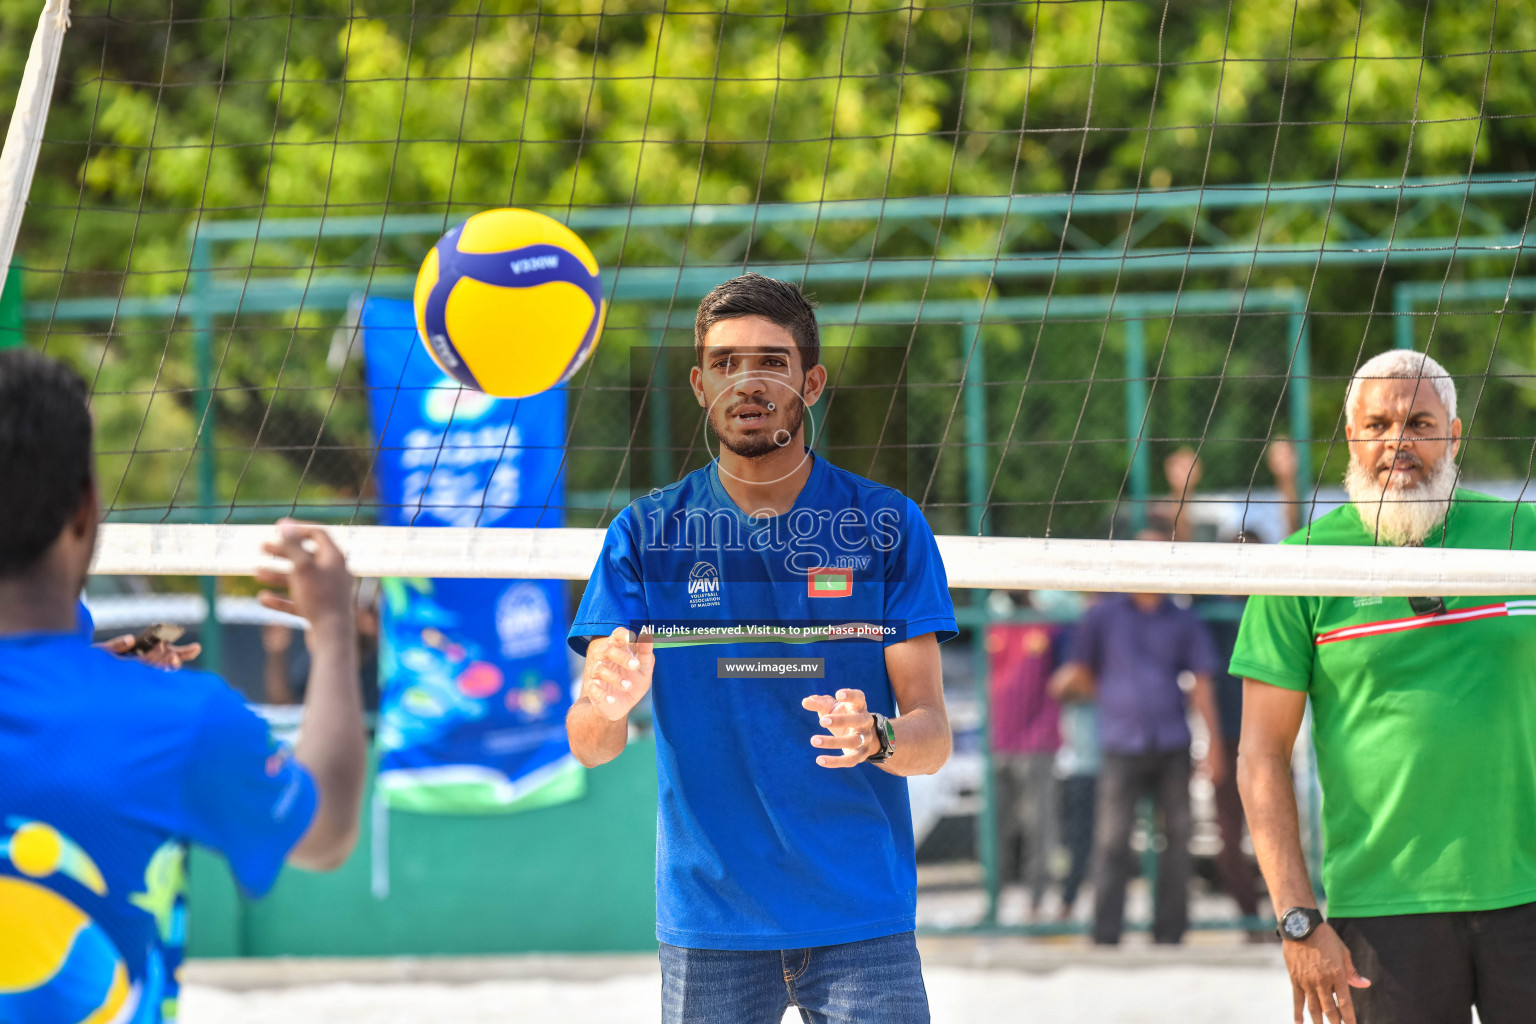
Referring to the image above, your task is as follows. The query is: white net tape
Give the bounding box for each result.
[95,523,1536,597]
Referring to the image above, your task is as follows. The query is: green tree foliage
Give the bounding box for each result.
[2,0,1534,535]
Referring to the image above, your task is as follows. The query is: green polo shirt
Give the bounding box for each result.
[1231,489,1536,918]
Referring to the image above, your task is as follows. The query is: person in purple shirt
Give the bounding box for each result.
[987,615,1063,920]
[1052,547,1225,946]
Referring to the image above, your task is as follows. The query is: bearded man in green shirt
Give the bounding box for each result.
[1233,349,1536,1024]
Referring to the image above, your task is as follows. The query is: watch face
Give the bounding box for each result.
[1282,911,1311,938]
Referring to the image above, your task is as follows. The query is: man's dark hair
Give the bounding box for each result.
[694,273,820,369]
[0,349,94,575]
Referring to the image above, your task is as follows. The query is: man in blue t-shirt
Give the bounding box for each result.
[0,349,368,1024]
[567,274,957,1024]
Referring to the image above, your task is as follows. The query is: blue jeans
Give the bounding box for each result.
[659,931,930,1024]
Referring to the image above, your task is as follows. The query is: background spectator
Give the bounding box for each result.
[1054,668,1099,922]
[1051,532,1224,946]
[987,603,1064,920]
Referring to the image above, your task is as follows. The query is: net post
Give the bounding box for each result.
[1123,316,1150,531]
[1287,311,1314,502]
[962,319,988,535]
[189,234,222,674]
[0,260,22,348]
[961,318,1000,925]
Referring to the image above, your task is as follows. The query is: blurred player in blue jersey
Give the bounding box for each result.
[567,274,957,1024]
[0,349,368,1024]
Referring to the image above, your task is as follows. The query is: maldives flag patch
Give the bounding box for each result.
[808,567,853,598]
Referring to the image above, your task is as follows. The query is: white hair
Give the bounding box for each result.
[1344,349,1458,426]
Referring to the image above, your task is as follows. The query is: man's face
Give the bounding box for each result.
[1345,377,1462,490]
[691,316,825,459]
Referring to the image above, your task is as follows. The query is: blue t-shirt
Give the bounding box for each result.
[0,631,317,1024]
[569,452,957,950]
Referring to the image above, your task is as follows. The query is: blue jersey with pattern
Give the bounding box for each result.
[570,452,956,949]
[0,630,316,1024]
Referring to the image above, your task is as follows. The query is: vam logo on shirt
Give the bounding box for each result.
[688,561,721,609]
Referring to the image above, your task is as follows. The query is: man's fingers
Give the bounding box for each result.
[610,626,636,658]
[136,643,183,670]
[811,733,867,748]
[267,519,319,564]
[817,713,873,732]
[1334,982,1357,1024]
[591,661,634,690]
[1318,984,1342,1024]
[278,520,344,565]
[257,591,298,616]
[102,634,136,654]
[277,518,329,544]
[833,688,866,707]
[172,642,202,661]
[1343,952,1371,988]
[584,677,630,720]
[1292,982,1305,1024]
[254,566,290,589]
[1306,986,1326,1024]
[801,695,836,713]
[815,751,867,768]
[599,641,641,674]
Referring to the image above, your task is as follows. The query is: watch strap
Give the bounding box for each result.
[866,712,895,764]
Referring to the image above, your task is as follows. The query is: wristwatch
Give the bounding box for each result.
[1277,906,1325,942]
[866,712,896,764]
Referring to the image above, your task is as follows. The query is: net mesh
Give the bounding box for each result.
[4,0,1536,567]
[7,0,1531,942]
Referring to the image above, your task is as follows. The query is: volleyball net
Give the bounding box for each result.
[4,0,1536,590]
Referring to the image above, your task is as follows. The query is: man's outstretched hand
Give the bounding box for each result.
[583,627,655,722]
[97,633,202,670]
[802,688,877,768]
[1285,923,1371,1024]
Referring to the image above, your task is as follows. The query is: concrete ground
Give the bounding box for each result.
[183,937,1294,1024]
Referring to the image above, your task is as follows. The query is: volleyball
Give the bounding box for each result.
[412,208,607,398]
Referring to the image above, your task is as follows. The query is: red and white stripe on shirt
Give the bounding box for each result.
[1315,599,1536,646]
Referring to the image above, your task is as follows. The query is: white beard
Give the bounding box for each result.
[1344,452,1459,546]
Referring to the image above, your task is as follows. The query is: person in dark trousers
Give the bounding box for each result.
[1236,351,1536,1024]
[1052,538,1224,946]
[1052,657,1098,921]
[988,615,1063,919]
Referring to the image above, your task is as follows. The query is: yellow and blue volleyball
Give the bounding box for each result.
[413,208,607,398]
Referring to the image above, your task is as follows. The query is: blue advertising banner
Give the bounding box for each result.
[361,297,581,814]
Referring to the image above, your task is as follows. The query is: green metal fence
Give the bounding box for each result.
[23,175,1531,945]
